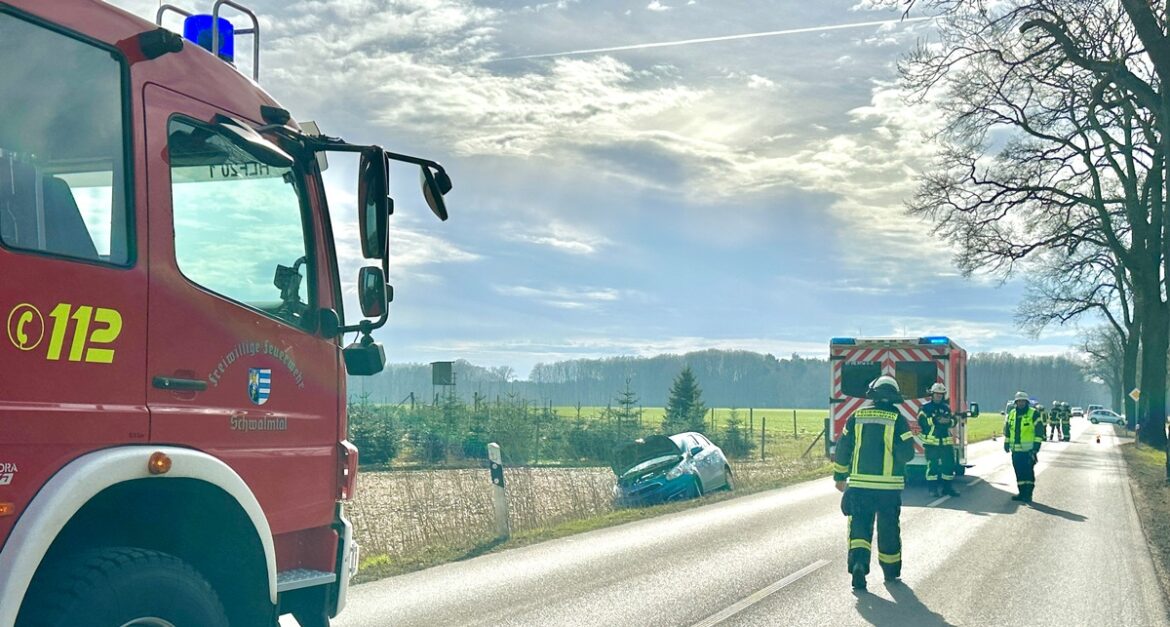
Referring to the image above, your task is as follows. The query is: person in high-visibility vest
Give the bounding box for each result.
[1048,400,1061,440]
[918,382,959,498]
[1003,391,1045,503]
[1059,401,1072,441]
[834,375,916,590]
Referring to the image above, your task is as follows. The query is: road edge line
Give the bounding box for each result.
[689,559,831,627]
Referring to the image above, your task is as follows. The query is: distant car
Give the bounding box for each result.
[612,432,733,506]
[1087,404,1105,414]
[1087,409,1126,425]
[1071,406,1084,417]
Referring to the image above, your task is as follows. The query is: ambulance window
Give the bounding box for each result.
[895,361,937,399]
[841,362,881,398]
[0,13,130,265]
[167,118,313,330]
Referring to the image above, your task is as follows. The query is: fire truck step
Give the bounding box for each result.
[276,569,336,593]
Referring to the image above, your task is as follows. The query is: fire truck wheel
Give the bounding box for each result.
[21,547,229,627]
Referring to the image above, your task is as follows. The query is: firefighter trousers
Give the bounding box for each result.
[1061,421,1070,441]
[925,443,956,484]
[845,488,902,578]
[1011,451,1036,500]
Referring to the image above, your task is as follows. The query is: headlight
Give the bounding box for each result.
[665,464,686,480]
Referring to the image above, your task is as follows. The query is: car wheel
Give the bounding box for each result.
[723,466,735,491]
[1091,418,1099,424]
[19,547,229,627]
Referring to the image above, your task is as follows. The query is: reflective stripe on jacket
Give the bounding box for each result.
[917,400,955,446]
[833,404,915,490]
[1004,406,1044,452]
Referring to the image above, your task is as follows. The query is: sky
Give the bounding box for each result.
[110,0,1083,377]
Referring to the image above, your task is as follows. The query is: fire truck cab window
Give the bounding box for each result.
[0,13,130,265]
[896,361,938,399]
[841,362,881,398]
[168,118,312,329]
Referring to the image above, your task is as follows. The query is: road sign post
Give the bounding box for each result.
[487,442,510,540]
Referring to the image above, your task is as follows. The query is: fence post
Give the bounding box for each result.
[761,416,766,461]
[487,442,510,540]
[793,409,797,438]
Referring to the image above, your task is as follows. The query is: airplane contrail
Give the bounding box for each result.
[491,16,935,62]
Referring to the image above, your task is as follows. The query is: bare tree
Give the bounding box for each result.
[899,1,1169,445]
[1017,242,1141,420]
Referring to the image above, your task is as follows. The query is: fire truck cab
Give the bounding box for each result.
[0,2,452,625]
[828,336,979,479]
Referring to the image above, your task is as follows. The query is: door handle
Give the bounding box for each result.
[152,376,208,391]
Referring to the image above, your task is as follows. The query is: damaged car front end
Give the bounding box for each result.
[612,435,702,506]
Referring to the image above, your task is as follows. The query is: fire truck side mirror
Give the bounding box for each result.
[357,267,389,318]
[969,403,980,418]
[343,336,386,376]
[358,148,390,259]
[419,164,451,222]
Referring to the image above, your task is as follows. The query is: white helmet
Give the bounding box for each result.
[867,375,902,402]
[1014,391,1029,401]
[929,382,947,396]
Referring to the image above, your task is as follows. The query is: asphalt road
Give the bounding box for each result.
[313,419,1166,627]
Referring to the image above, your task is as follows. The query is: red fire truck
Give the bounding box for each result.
[0,2,452,625]
[828,337,979,478]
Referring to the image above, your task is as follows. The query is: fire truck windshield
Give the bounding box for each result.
[0,11,129,265]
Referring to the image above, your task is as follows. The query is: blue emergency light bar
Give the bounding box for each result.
[919,336,950,345]
[830,338,856,345]
[183,14,234,62]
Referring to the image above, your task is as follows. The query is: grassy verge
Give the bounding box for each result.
[353,459,832,584]
[965,413,1004,443]
[1121,441,1170,605]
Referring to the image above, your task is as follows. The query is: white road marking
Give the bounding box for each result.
[690,559,831,627]
[926,476,987,507]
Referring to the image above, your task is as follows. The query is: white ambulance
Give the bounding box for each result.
[828,336,979,477]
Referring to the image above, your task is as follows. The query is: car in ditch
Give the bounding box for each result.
[612,432,733,506]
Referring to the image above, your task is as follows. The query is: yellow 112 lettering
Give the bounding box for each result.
[46,303,122,364]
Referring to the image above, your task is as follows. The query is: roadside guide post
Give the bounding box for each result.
[488,442,510,540]
[761,417,766,461]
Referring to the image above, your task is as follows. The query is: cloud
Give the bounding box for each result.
[647,1,671,11]
[504,221,612,255]
[494,284,627,309]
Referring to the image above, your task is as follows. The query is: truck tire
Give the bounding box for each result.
[19,547,229,627]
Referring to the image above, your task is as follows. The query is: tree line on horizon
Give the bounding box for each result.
[348,349,1109,411]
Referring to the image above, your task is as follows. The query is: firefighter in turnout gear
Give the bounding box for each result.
[834,375,916,590]
[1004,391,1045,503]
[1048,401,1060,440]
[1034,403,1048,441]
[1059,401,1072,441]
[918,382,960,498]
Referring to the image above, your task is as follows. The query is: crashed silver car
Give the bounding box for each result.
[612,432,733,506]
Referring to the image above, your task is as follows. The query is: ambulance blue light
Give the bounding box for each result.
[920,336,950,345]
[183,14,234,62]
[830,337,856,345]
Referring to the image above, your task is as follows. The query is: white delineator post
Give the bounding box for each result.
[487,442,510,540]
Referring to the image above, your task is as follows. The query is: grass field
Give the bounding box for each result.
[558,405,1003,448]
[555,406,831,460]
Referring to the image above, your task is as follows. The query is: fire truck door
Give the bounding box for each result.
[0,10,148,538]
[143,85,340,536]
